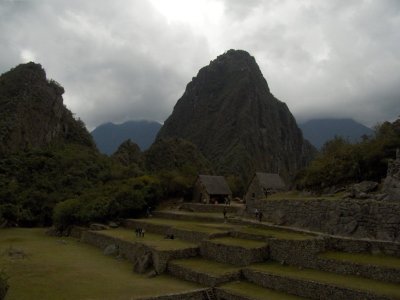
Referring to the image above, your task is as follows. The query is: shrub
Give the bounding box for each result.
[53,198,81,230]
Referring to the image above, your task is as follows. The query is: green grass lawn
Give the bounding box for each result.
[169,258,240,275]
[218,281,304,300]
[100,228,197,251]
[0,228,201,300]
[139,218,232,234]
[236,226,315,240]
[320,251,400,269]
[209,237,267,249]
[248,262,400,298]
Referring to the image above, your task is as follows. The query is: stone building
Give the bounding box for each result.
[192,175,232,204]
[383,148,400,202]
[244,172,285,202]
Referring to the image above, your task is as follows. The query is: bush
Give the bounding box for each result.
[53,198,81,230]
[297,120,400,190]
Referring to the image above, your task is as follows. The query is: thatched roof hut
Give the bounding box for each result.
[244,172,285,202]
[193,175,232,204]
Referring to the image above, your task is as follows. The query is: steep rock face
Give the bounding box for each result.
[157,50,315,181]
[145,138,211,173]
[0,62,95,155]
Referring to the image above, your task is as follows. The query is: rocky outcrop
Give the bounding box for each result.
[157,49,316,182]
[0,62,95,155]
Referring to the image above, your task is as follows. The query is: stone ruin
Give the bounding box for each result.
[383,148,400,202]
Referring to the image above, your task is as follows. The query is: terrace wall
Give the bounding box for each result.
[81,231,198,273]
[246,198,400,242]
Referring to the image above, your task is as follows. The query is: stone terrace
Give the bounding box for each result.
[76,203,400,300]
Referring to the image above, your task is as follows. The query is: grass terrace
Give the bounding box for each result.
[209,237,267,249]
[138,218,233,234]
[169,258,240,276]
[0,228,201,300]
[236,225,316,240]
[248,262,400,299]
[100,228,197,251]
[320,251,400,269]
[219,281,305,300]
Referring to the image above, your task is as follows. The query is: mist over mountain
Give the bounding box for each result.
[91,120,162,155]
[157,49,316,182]
[299,118,374,149]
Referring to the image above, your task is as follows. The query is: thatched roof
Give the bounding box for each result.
[255,172,285,190]
[198,175,232,195]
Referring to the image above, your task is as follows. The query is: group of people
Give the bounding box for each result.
[135,227,145,237]
[254,208,263,222]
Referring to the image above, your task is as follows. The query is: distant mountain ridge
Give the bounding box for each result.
[157,49,316,182]
[91,120,162,155]
[299,118,374,149]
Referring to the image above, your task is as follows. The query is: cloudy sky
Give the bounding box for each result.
[1,0,399,129]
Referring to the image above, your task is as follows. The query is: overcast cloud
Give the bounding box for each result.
[0,0,399,129]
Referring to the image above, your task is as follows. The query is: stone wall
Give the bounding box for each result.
[246,198,400,242]
[167,262,240,287]
[179,203,241,214]
[152,211,222,223]
[124,219,230,243]
[242,268,392,300]
[214,289,255,300]
[266,237,400,284]
[137,289,209,300]
[200,240,269,266]
[81,231,198,273]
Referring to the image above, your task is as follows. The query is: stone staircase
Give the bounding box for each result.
[79,206,400,299]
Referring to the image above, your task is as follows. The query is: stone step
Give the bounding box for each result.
[201,237,269,266]
[243,262,400,300]
[167,258,241,287]
[316,251,400,284]
[125,218,231,243]
[216,281,306,300]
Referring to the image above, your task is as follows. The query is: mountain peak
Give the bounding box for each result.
[157,50,315,182]
[0,62,94,154]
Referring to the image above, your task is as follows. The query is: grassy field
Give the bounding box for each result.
[100,228,197,251]
[0,228,201,300]
[320,251,400,269]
